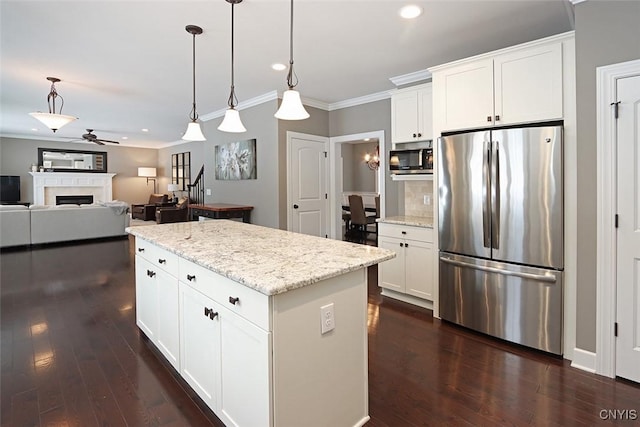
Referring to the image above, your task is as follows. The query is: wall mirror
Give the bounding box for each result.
[38,148,108,173]
[172,152,191,190]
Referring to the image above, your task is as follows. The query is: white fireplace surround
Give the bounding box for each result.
[29,172,116,205]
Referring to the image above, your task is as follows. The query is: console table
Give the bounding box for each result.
[189,203,253,223]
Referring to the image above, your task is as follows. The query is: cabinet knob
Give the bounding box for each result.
[405,243,409,248]
[209,310,218,320]
[487,116,492,122]
[158,259,166,264]
[401,231,406,235]
[187,274,196,282]
[204,307,210,317]
[138,248,145,252]
[400,243,404,247]
[229,296,240,305]
[417,133,422,138]
[147,269,156,278]
[495,115,500,121]
[412,133,417,138]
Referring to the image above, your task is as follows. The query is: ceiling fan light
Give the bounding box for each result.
[275,90,309,120]
[218,108,246,133]
[29,112,77,132]
[182,121,206,141]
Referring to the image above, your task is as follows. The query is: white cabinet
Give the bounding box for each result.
[391,83,433,143]
[179,259,271,427]
[135,239,180,370]
[378,223,434,301]
[432,41,563,132]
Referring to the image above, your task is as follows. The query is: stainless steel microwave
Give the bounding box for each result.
[389,140,433,174]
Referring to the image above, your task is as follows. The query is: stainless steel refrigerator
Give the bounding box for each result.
[438,123,564,354]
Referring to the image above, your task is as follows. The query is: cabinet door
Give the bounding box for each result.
[156,269,180,370]
[179,283,221,411]
[391,90,419,143]
[135,256,157,340]
[219,307,271,427]
[434,59,494,131]
[494,43,562,125]
[404,239,434,301]
[378,236,405,292]
[418,85,433,141]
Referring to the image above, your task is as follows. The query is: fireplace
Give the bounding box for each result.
[29,172,116,205]
[56,195,94,205]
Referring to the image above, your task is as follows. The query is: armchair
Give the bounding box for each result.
[155,196,191,224]
[131,194,171,221]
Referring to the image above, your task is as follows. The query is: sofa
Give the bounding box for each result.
[0,203,130,248]
[0,205,31,247]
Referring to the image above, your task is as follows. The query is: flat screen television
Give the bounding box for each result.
[0,175,21,203]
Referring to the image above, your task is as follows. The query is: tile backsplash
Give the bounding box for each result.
[404,180,434,220]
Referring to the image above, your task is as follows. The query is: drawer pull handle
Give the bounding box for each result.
[187,274,196,282]
[138,248,145,252]
[147,270,156,278]
[204,307,209,317]
[401,231,407,235]
[229,296,240,305]
[158,259,166,264]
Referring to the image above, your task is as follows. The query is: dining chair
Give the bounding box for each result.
[348,195,377,240]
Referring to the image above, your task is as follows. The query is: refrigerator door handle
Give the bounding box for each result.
[440,256,557,283]
[491,141,500,249]
[482,141,491,248]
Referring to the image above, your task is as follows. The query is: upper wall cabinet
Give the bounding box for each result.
[431,40,563,132]
[391,83,433,144]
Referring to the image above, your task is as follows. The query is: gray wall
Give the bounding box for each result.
[329,99,400,216]
[574,1,640,351]
[0,137,157,204]
[342,141,377,193]
[157,140,205,199]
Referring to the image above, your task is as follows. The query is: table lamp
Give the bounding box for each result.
[167,184,179,203]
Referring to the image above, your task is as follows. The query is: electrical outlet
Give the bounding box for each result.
[320,303,335,334]
[206,189,212,196]
[423,195,431,206]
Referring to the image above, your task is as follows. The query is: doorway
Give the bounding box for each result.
[329,130,386,241]
[596,58,640,382]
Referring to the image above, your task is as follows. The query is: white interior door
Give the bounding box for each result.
[288,133,328,237]
[616,74,640,383]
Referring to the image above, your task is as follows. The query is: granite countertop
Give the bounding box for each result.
[127,220,395,296]
[377,215,434,228]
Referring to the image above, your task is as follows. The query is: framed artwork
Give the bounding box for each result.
[215,139,257,180]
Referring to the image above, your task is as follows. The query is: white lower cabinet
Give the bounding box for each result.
[179,282,222,411]
[378,223,434,301]
[135,237,369,427]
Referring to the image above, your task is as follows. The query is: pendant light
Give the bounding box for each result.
[274,0,309,120]
[182,25,206,141]
[29,77,78,132]
[218,0,246,133]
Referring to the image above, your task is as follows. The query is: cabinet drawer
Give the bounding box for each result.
[136,238,180,276]
[179,258,270,331]
[378,223,433,242]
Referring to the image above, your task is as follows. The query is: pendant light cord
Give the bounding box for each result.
[286,0,299,90]
[227,3,239,109]
[190,31,198,122]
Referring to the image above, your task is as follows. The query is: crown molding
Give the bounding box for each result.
[301,96,330,111]
[389,69,432,87]
[201,90,279,121]
[570,0,587,4]
[327,90,392,111]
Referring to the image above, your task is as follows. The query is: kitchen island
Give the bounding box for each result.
[127,220,395,427]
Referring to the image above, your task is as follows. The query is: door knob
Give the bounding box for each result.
[293,204,299,209]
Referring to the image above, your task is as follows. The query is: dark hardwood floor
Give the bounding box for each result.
[1,237,639,426]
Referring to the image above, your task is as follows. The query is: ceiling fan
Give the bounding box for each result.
[81,129,120,145]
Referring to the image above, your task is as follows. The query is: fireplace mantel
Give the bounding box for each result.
[29,172,116,205]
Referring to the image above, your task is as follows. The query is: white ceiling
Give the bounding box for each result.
[0,0,574,149]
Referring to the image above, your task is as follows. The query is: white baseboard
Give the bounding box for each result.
[570,347,596,373]
[380,289,433,310]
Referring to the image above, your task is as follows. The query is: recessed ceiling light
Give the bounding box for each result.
[399,5,422,19]
[272,63,286,71]
[31,128,38,131]
[141,128,149,132]
[121,136,128,140]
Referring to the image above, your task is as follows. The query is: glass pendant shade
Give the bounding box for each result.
[182,121,206,141]
[275,90,309,120]
[29,112,77,132]
[218,108,246,133]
